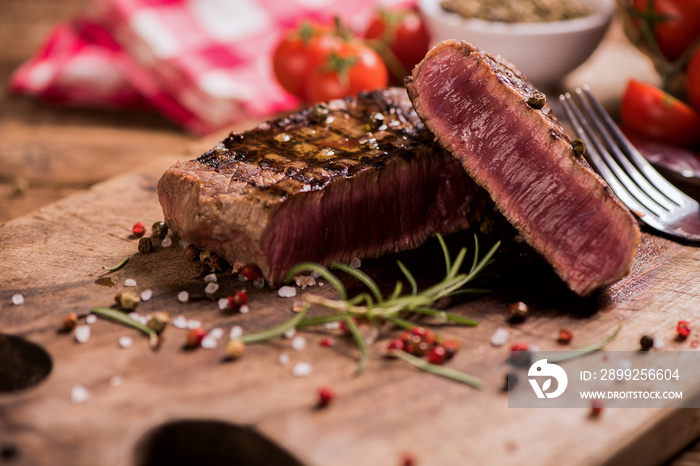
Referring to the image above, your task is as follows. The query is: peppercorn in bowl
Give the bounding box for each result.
[418,0,615,88]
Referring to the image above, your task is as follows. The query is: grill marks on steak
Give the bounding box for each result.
[405,40,640,296]
[158,88,495,284]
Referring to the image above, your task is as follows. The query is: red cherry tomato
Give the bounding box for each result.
[687,46,700,112]
[306,40,388,104]
[363,8,430,82]
[620,79,700,148]
[272,22,336,100]
[631,0,700,61]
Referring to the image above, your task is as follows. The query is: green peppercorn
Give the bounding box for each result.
[151,221,168,238]
[526,91,546,109]
[115,291,140,311]
[571,138,586,157]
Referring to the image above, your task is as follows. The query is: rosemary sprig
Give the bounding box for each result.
[391,349,484,389]
[90,306,159,349]
[240,305,309,344]
[102,257,129,272]
[232,235,497,383]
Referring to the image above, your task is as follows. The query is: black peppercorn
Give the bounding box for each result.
[138,237,154,254]
[640,334,654,351]
[151,221,168,238]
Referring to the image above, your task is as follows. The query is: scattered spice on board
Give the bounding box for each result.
[507,301,528,323]
[440,0,594,23]
[589,399,604,418]
[640,334,654,351]
[557,328,573,344]
[677,321,691,340]
[316,386,335,408]
[132,222,146,237]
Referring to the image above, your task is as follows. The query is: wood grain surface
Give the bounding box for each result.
[3,1,700,465]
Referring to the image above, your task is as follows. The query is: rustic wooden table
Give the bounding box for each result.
[4,1,700,465]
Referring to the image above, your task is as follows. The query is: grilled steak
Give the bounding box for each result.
[405,40,640,296]
[158,88,496,285]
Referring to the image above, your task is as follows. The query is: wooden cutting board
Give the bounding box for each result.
[3,124,700,466]
[2,17,699,466]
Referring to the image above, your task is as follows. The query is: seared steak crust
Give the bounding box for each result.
[405,40,640,296]
[158,88,495,284]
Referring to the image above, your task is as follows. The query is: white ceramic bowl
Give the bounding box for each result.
[418,0,615,88]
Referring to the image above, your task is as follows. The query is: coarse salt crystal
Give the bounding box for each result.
[109,375,124,387]
[119,336,133,348]
[318,282,324,287]
[209,327,224,340]
[85,314,97,325]
[74,325,91,343]
[350,257,361,269]
[284,328,296,339]
[291,336,306,351]
[238,274,249,282]
[172,315,188,329]
[490,328,509,347]
[187,319,202,330]
[204,282,219,294]
[325,321,340,330]
[239,304,250,314]
[141,289,153,301]
[124,278,137,287]
[179,239,188,249]
[161,237,173,247]
[278,286,297,298]
[70,384,90,404]
[310,271,321,279]
[11,294,24,305]
[201,336,218,349]
[230,326,243,340]
[292,362,312,377]
[253,277,265,288]
[654,337,666,350]
[218,298,229,310]
[204,273,217,283]
[279,352,290,366]
[177,291,189,303]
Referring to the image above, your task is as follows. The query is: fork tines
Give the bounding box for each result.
[559,86,700,240]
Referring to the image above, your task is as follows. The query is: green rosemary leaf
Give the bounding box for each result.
[448,288,492,296]
[410,307,479,327]
[547,324,622,364]
[388,281,403,301]
[90,306,159,348]
[437,234,452,276]
[331,261,383,304]
[297,314,345,328]
[470,234,480,273]
[285,263,347,301]
[385,315,418,330]
[102,257,129,272]
[392,350,483,389]
[396,260,417,296]
[345,314,369,375]
[241,305,309,344]
[448,247,468,279]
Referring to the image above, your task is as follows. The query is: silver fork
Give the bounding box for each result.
[559,86,700,242]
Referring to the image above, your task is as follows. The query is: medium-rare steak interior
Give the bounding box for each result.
[405,40,640,296]
[158,88,496,285]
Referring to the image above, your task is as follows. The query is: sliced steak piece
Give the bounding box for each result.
[405,40,640,296]
[158,88,496,285]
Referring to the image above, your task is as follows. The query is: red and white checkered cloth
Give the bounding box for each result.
[10,0,398,135]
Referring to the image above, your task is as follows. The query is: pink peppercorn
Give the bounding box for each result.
[317,386,334,408]
[132,222,146,237]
